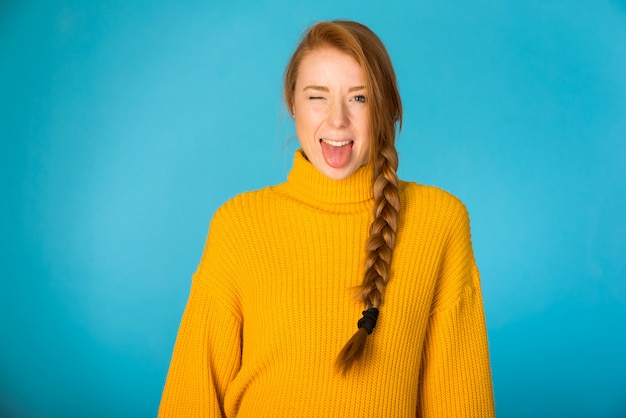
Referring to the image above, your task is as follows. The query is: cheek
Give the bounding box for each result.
[352,107,370,130]
[295,110,322,139]
[294,116,308,138]
[295,118,316,149]
[356,117,371,142]
[360,141,371,163]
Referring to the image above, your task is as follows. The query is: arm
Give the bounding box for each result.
[417,202,495,417]
[159,210,243,417]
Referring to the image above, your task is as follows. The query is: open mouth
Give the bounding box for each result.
[320,138,353,168]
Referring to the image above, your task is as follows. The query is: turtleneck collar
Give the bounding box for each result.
[272,150,375,213]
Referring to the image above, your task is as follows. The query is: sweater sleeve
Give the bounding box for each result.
[158,207,243,418]
[416,200,495,417]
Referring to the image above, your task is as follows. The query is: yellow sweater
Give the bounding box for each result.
[159,150,495,417]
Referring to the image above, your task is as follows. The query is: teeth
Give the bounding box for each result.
[321,139,352,147]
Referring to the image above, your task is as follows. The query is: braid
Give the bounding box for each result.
[283,19,402,374]
[335,142,400,374]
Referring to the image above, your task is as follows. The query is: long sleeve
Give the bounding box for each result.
[158,209,243,418]
[416,201,495,417]
[158,152,495,417]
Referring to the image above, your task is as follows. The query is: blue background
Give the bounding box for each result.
[1,0,625,416]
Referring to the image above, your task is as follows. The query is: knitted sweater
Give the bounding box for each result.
[159,150,495,417]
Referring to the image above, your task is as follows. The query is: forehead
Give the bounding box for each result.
[296,47,365,87]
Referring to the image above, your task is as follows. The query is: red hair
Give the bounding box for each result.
[284,20,403,374]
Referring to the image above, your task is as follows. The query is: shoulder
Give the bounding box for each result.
[398,181,473,245]
[207,186,275,234]
[215,186,273,216]
[400,181,469,219]
[197,187,277,263]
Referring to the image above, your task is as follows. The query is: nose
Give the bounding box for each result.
[327,101,349,128]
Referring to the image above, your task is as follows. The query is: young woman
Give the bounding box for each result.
[159,20,495,417]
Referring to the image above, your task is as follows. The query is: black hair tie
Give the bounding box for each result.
[357,307,379,334]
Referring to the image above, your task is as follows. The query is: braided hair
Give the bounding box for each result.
[284,20,403,374]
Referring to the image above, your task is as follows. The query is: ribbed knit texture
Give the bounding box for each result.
[159,150,495,417]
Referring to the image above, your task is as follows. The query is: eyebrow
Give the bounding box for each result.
[302,85,366,93]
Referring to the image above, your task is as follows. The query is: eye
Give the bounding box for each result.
[309,96,325,100]
[353,95,367,103]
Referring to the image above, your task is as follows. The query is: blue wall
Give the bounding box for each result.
[1,1,625,416]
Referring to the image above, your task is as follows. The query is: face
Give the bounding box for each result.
[292,47,371,180]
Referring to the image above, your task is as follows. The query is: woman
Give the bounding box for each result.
[159,20,495,417]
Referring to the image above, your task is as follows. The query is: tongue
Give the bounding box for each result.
[321,140,353,168]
